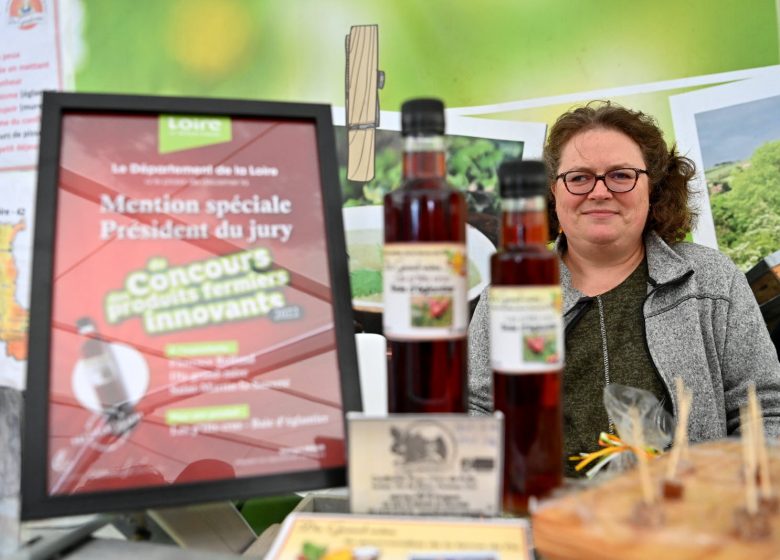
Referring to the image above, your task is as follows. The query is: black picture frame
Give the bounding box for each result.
[21,91,362,520]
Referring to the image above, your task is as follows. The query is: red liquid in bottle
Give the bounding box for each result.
[384,148,468,413]
[491,193,563,515]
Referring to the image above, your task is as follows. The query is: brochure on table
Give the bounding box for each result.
[266,513,532,560]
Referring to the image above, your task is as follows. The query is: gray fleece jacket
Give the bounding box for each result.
[468,232,780,441]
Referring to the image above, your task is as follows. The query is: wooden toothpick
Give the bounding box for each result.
[741,406,759,514]
[747,383,773,499]
[666,377,692,480]
[631,406,655,505]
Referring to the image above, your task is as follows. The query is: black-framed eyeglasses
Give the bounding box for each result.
[556,168,648,195]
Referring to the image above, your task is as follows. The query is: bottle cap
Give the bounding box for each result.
[76,317,96,334]
[401,98,445,136]
[498,159,548,197]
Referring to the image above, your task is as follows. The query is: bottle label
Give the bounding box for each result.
[489,286,563,373]
[383,243,468,340]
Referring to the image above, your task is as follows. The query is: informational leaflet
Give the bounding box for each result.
[266,513,533,560]
[0,0,62,170]
[46,112,346,495]
[348,413,503,516]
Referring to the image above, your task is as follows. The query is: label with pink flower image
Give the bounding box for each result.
[488,286,563,373]
[383,243,468,340]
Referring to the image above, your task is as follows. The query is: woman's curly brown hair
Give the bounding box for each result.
[543,101,698,244]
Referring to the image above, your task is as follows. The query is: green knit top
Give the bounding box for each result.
[563,259,671,477]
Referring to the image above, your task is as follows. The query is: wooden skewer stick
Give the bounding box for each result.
[666,377,692,480]
[681,434,691,463]
[630,406,655,506]
[740,406,759,515]
[682,391,693,461]
[680,394,692,465]
[747,383,773,499]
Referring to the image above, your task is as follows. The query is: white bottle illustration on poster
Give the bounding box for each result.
[72,317,148,435]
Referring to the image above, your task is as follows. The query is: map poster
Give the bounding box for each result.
[0,170,33,390]
[23,95,358,519]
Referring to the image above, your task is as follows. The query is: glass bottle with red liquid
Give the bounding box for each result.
[489,159,563,515]
[383,98,468,413]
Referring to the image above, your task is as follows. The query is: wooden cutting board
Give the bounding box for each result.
[532,439,780,559]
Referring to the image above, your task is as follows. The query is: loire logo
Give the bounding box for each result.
[158,115,232,154]
[7,0,45,30]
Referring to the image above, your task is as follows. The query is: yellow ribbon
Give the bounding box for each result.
[570,432,661,474]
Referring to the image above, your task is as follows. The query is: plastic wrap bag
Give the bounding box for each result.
[601,383,675,473]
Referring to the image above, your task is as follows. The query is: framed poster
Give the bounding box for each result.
[21,92,361,519]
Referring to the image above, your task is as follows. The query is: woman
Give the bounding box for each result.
[468,101,780,470]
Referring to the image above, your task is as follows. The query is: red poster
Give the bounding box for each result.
[43,109,347,497]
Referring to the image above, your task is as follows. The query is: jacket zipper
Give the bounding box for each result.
[596,296,615,433]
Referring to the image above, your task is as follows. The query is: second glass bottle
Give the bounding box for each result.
[489,159,563,515]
